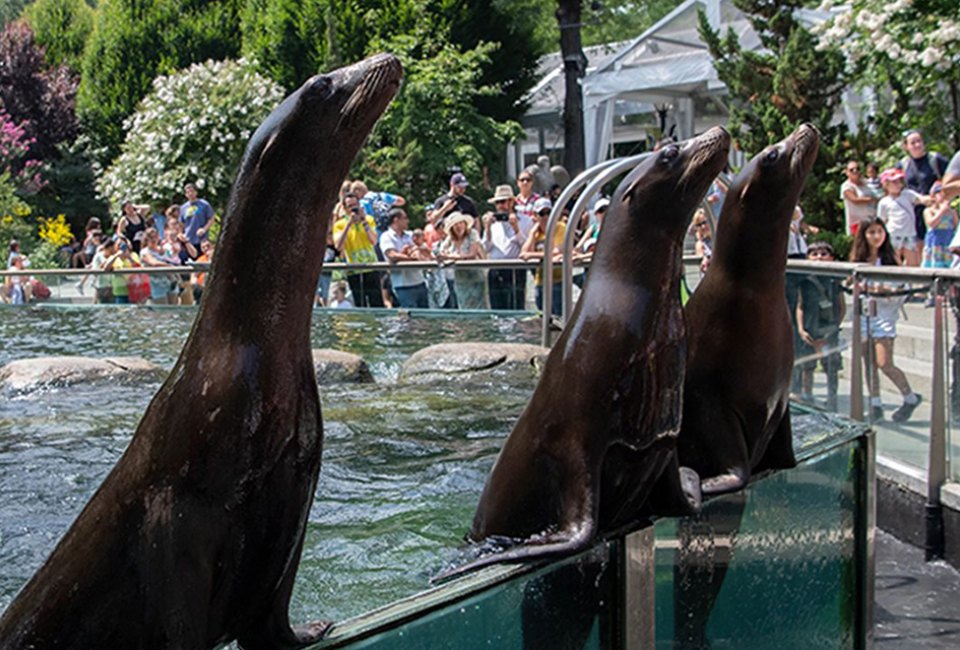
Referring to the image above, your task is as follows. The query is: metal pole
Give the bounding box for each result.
[542,159,618,346]
[927,278,947,560]
[850,273,864,421]
[560,153,652,322]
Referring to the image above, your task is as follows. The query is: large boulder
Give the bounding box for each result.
[312,349,374,384]
[0,356,163,394]
[399,342,549,386]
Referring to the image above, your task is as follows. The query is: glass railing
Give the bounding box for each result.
[2,257,953,561]
[309,408,873,648]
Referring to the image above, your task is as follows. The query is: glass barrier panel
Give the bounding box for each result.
[653,432,864,649]
[319,543,621,650]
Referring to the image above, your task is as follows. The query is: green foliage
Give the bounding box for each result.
[77,0,243,161]
[1,0,32,25]
[28,239,65,268]
[26,137,108,234]
[240,0,333,91]
[813,0,960,154]
[0,172,32,233]
[351,26,523,217]
[698,1,848,231]
[98,58,284,214]
[243,0,543,123]
[22,0,95,71]
[810,229,853,261]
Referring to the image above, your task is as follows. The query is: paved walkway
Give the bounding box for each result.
[876,530,960,648]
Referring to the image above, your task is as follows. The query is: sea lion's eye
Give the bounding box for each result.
[661,146,680,162]
[762,148,780,165]
[307,76,333,99]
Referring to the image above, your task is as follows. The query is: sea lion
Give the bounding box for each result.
[0,54,402,649]
[440,126,731,579]
[678,123,820,495]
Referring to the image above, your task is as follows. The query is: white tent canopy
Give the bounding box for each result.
[511,0,844,172]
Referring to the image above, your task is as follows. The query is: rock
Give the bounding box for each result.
[399,342,549,386]
[312,349,374,384]
[0,356,164,394]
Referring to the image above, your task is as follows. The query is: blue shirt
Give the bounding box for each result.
[179,199,214,245]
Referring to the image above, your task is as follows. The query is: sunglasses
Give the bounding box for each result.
[537,210,551,216]
[694,221,708,227]
[846,166,860,172]
[518,177,532,183]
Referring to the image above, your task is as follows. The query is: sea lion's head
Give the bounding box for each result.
[207,54,402,322]
[724,123,820,228]
[229,53,402,224]
[611,126,731,242]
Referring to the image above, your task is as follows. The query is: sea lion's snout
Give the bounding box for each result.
[789,123,820,175]
[677,126,731,190]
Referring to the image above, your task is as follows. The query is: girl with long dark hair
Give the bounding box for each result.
[850,218,921,421]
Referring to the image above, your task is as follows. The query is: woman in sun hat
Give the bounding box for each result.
[437,211,488,309]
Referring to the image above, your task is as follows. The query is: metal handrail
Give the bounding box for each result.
[542,158,621,345]
[560,153,654,323]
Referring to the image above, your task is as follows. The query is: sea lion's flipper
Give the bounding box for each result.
[431,518,597,585]
[700,468,748,495]
[643,456,702,517]
[753,409,797,473]
[292,620,334,643]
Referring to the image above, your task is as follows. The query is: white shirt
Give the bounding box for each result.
[840,180,877,233]
[878,190,921,239]
[379,229,425,288]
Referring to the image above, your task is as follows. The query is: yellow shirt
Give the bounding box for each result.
[532,222,566,285]
[332,215,378,271]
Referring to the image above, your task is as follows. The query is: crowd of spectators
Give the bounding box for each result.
[2,182,216,305]
[841,130,960,271]
[318,172,604,313]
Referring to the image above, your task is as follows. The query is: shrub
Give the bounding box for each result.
[98,58,284,213]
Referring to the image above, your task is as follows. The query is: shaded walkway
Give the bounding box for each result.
[876,530,960,648]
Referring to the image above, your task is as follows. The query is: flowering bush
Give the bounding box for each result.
[38,214,73,247]
[813,0,960,147]
[98,58,284,213]
[0,110,44,195]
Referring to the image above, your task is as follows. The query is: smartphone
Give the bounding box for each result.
[494,212,510,222]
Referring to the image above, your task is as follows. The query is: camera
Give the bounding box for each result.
[350,206,360,215]
[494,212,510,222]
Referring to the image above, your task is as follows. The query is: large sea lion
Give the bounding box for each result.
[0,54,402,649]
[677,123,820,495]
[441,126,731,578]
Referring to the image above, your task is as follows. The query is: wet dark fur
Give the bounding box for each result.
[439,127,732,580]
[0,54,402,649]
[677,124,820,495]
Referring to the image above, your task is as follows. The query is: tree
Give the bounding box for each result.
[699,1,848,230]
[240,0,334,91]
[0,0,31,25]
[0,20,78,164]
[557,0,586,175]
[351,26,523,213]
[21,0,95,72]
[77,0,243,161]
[98,58,285,214]
[813,0,960,152]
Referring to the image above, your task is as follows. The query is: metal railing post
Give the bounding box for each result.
[542,160,618,347]
[927,278,947,560]
[560,153,652,323]
[850,273,864,421]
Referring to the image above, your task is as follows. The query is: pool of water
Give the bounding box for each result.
[0,305,858,639]
[0,306,542,624]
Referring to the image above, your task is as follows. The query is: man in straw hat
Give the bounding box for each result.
[482,184,532,310]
